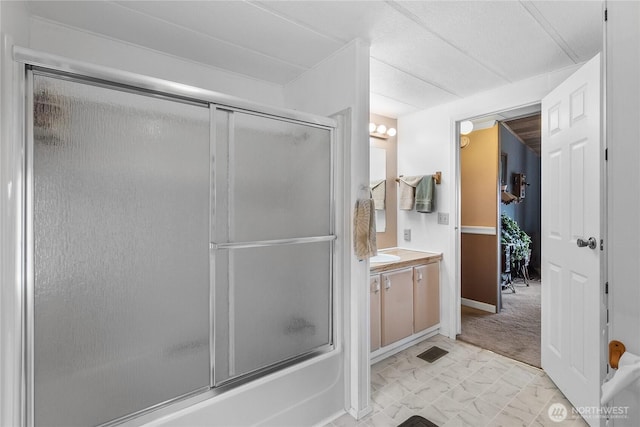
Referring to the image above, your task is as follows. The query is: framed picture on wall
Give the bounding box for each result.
[513,173,526,199]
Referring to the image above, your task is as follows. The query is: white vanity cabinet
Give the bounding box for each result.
[370,250,442,362]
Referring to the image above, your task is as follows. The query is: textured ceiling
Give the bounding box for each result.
[26,1,604,118]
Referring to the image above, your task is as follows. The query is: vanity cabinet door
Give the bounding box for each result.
[370,275,381,351]
[381,268,414,346]
[413,262,440,332]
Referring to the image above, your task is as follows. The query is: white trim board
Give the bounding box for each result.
[460,226,496,235]
[370,327,440,365]
[461,298,496,313]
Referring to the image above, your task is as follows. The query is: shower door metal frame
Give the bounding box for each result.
[209,105,336,388]
[16,47,338,427]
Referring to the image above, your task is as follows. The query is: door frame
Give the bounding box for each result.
[453,98,608,335]
[454,104,541,325]
[452,71,608,420]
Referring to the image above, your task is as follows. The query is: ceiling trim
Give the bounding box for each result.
[110,0,311,71]
[371,57,461,97]
[384,0,512,83]
[370,90,422,109]
[519,1,580,63]
[28,14,288,88]
[247,0,346,45]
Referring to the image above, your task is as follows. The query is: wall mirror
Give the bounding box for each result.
[370,145,386,232]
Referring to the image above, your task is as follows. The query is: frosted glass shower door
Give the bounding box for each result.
[30,72,211,426]
[212,109,334,385]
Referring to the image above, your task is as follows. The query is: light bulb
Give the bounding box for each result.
[376,124,387,134]
[369,122,377,133]
[387,128,397,137]
[460,120,474,135]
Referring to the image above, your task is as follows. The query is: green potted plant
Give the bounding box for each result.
[500,214,532,270]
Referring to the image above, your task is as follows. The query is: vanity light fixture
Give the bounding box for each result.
[369,122,397,139]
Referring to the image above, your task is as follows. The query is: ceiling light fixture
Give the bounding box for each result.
[460,120,474,135]
[369,123,397,139]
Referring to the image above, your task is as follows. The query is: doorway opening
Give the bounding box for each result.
[456,105,542,368]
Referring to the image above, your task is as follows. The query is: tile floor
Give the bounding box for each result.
[328,335,589,427]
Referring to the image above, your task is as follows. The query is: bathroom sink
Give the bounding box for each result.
[370,253,401,263]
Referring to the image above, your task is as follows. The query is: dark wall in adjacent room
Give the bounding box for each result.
[500,124,541,272]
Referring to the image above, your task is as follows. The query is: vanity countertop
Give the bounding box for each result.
[370,248,442,274]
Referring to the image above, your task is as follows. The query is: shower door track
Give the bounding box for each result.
[13,46,336,128]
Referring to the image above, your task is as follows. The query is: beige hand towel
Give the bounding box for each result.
[354,198,377,260]
[398,176,423,210]
[370,180,386,210]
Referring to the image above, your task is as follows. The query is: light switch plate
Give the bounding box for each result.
[437,212,449,225]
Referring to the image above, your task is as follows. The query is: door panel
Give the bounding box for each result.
[413,263,440,332]
[31,73,211,427]
[213,241,332,384]
[227,112,332,242]
[211,108,334,386]
[381,268,414,346]
[541,53,603,425]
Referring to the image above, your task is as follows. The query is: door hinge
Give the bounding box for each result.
[605,282,609,294]
[604,8,608,22]
[605,148,608,161]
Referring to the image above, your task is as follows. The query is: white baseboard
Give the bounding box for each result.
[461,298,496,313]
[370,326,440,364]
[461,226,497,235]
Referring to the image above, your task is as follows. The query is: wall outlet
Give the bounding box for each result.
[403,229,411,241]
[437,212,449,225]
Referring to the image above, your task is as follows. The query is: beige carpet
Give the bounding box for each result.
[457,280,541,367]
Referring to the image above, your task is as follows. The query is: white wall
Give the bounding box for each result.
[0,8,368,427]
[607,2,640,424]
[284,39,371,420]
[398,65,580,338]
[29,17,284,106]
[0,2,30,426]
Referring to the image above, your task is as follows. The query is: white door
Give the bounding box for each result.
[541,53,605,426]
